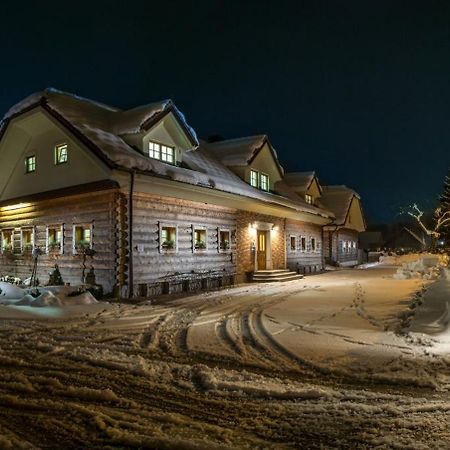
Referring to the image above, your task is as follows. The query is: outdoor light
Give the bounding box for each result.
[0,202,31,211]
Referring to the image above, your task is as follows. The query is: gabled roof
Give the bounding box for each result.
[0,88,199,168]
[283,171,322,193]
[320,185,362,226]
[0,89,334,221]
[206,135,284,177]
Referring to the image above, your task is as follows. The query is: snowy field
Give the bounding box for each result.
[0,254,449,448]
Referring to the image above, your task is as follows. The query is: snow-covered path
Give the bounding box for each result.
[0,259,449,448]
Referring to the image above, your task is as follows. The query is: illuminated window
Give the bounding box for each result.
[250,170,259,187]
[73,224,92,253]
[193,227,207,251]
[47,225,63,253]
[161,145,175,163]
[305,194,313,205]
[25,155,36,173]
[21,228,34,253]
[219,229,231,251]
[300,236,307,252]
[1,230,13,253]
[310,237,316,252]
[160,225,177,252]
[55,144,68,164]
[149,141,175,164]
[260,173,269,191]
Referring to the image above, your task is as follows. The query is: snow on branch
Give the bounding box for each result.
[404,203,450,239]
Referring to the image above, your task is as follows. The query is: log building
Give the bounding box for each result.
[0,89,365,296]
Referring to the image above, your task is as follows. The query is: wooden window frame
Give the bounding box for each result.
[159,223,178,253]
[192,225,207,253]
[259,172,269,192]
[0,229,14,254]
[250,169,259,188]
[25,155,36,173]
[300,236,307,252]
[289,235,297,253]
[46,224,64,255]
[148,140,176,165]
[310,237,316,253]
[305,194,313,205]
[218,228,231,252]
[55,143,68,165]
[72,223,93,255]
[20,227,35,254]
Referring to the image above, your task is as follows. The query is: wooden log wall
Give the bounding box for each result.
[131,192,237,291]
[285,219,323,272]
[0,189,119,293]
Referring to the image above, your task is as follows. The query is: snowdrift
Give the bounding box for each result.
[0,283,98,307]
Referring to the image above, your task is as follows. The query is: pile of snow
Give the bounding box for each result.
[392,255,443,280]
[0,282,98,307]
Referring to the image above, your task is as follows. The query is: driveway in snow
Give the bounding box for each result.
[0,255,448,449]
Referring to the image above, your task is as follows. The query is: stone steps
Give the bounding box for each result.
[252,269,304,282]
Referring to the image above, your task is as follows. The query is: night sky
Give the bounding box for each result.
[1,0,450,223]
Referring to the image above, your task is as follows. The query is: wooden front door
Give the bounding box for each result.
[257,230,267,270]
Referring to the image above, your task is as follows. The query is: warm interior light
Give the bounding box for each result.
[0,203,32,212]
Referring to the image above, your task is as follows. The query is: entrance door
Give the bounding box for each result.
[257,230,267,270]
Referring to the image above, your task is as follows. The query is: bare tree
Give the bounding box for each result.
[406,204,450,246]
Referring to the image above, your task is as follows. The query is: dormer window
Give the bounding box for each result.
[305,194,313,205]
[260,173,269,191]
[250,170,258,187]
[249,170,270,191]
[148,141,175,164]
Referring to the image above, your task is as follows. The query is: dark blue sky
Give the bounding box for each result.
[1,0,450,223]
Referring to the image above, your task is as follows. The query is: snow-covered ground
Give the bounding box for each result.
[0,254,449,448]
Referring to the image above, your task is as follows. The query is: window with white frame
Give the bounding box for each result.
[310,237,316,252]
[219,229,231,251]
[300,236,307,252]
[148,141,175,164]
[260,173,269,191]
[250,170,259,187]
[55,143,68,165]
[73,224,92,254]
[289,235,297,252]
[305,194,313,205]
[193,227,207,251]
[160,224,177,252]
[352,241,356,252]
[1,229,13,253]
[21,228,34,253]
[316,239,322,253]
[47,225,63,254]
[25,155,36,173]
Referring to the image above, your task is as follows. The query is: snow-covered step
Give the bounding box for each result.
[252,270,303,282]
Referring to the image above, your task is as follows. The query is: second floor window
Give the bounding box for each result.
[25,156,36,173]
[305,194,313,205]
[250,170,258,187]
[149,141,175,164]
[260,173,269,191]
[55,144,68,164]
[249,170,270,191]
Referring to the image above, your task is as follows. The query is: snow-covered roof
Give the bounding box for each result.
[206,135,284,175]
[0,88,334,220]
[320,185,360,225]
[186,143,332,217]
[283,171,318,193]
